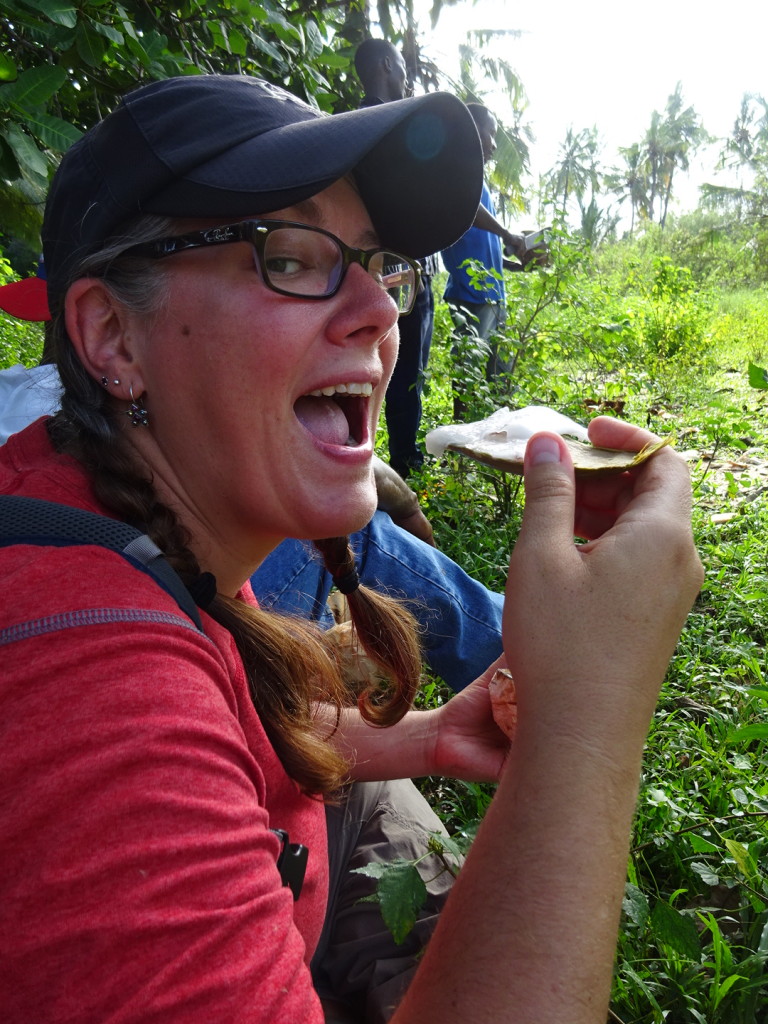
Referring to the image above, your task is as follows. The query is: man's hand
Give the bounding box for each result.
[501,230,526,262]
[373,456,437,546]
[390,507,435,546]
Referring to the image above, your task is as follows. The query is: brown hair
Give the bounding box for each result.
[47,215,423,797]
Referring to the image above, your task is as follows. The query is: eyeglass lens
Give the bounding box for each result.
[261,227,414,313]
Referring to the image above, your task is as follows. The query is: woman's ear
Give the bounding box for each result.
[64,278,145,396]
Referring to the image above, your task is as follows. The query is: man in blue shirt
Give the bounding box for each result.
[442,103,529,414]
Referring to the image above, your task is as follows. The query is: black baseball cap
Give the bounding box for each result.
[42,74,483,314]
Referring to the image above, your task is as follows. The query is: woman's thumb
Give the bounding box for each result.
[516,433,576,550]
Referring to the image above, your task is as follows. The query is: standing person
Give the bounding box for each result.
[0,72,703,1024]
[354,36,440,478]
[442,102,530,414]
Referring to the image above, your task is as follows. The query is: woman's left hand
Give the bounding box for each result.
[429,656,511,782]
[323,659,511,784]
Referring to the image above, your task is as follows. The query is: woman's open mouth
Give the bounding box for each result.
[293,382,373,447]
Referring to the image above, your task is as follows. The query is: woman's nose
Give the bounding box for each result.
[325,261,400,347]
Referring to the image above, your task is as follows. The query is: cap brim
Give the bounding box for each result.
[0,277,51,322]
[144,93,483,260]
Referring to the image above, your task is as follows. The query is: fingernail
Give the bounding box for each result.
[526,436,562,465]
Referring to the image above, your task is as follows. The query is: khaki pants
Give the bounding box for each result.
[311,779,457,1024]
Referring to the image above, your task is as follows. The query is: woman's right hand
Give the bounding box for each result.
[503,418,703,753]
[394,419,703,1024]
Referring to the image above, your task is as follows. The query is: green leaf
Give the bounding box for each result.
[688,834,719,854]
[691,861,720,886]
[650,900,701,960]
[713,973,747,1009]
[747,362,768,389]
[117,9,140,43]
[123,33,153,70]
[304,20,323,60]
[427,831,464,860]
[727,723,768,743]
[378,862,427,946]
[228,28,247,56]
[0,54,17,82]
[0,134,21,181]
[206,19,229,51]
[622,883,650,929]
[25,111,82,153]
[351,862,389,881]
[17,0,78,29]
[316,52,351,69]
[89,20,125,45]
[0,65,68,111]
[725,838,758,882]
[4,123,48,181]
[75,20,111,67]
[249,34,284,63]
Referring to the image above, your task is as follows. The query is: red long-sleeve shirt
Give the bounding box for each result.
[0,420,328,1023]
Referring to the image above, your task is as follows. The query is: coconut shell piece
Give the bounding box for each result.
[425,406,672,476]
[445,436,672,476]
[489,668,517,741]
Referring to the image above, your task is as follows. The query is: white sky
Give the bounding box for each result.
[416,0,767,218]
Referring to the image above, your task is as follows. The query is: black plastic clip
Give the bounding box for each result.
[271,828,308,901]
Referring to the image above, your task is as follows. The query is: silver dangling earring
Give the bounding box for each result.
[126,385,148,427]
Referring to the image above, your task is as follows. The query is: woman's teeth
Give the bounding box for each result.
[307,382,373,397]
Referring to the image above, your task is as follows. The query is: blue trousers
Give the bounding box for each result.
[251,510,503,692]
[384,279,435,478]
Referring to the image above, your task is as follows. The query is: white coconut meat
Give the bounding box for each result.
[425,405,670,475]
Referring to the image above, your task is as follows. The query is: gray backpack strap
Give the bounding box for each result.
[0,494,204,632]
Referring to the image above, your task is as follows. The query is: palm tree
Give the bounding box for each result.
[642,110,666,224]
[578,195,619,246]
[418,25,532,208]
[717,93,768,187]
[703,93,768,222]
[546,126,599,220]
[658,83,707,228]
[605,143,648,237]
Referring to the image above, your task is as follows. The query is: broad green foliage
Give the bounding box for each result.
[0,309,44,367]
[625,255,715,365]
[0,0,535,251]
[1,0,364,245]
[352,859,429,945]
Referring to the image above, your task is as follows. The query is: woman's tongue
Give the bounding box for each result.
[294,395,353,446]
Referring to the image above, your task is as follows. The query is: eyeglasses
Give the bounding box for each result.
[123,219,421,315]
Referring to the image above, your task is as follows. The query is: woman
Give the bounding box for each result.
[0,74,702,1023]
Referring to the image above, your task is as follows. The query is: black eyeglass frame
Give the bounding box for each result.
[123,219,422,315]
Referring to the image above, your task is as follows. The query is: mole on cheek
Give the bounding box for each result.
[180,324,191,336]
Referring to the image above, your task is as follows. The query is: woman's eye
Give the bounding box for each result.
[266,255,305,276]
